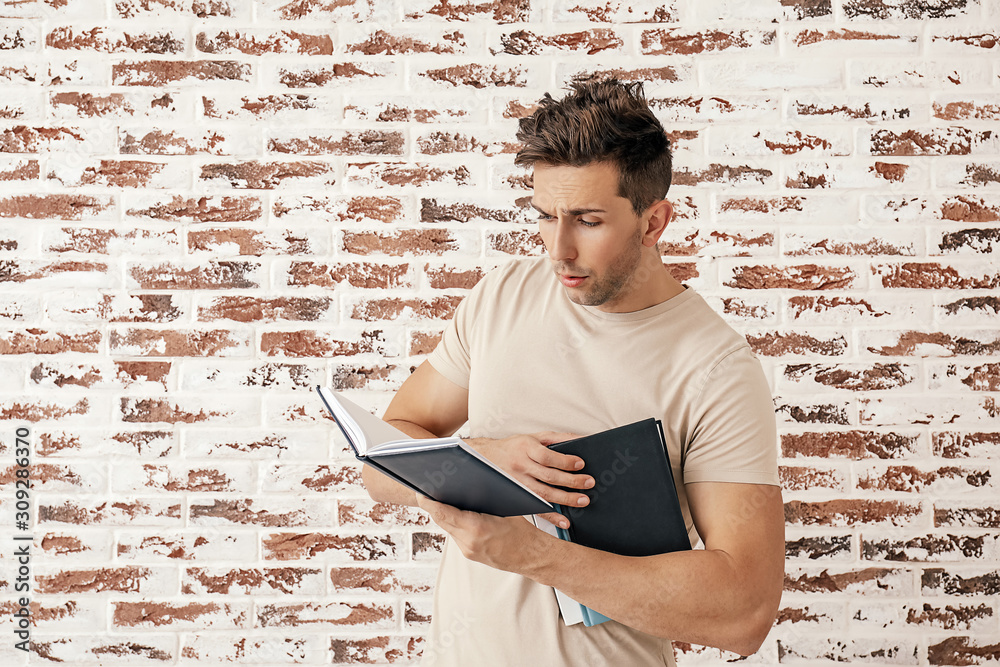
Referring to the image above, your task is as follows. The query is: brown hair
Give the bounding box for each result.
[514,78,672,215]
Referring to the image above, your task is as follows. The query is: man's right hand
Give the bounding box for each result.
[466,432,594,528]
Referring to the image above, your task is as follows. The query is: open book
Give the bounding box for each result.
[316,386,552,516]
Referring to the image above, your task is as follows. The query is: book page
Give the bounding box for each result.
[319,388,409,455]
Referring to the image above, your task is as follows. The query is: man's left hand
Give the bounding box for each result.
[416,495,552,573]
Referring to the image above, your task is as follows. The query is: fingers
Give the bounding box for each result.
[536,511,571,529]
[534,431,581,445]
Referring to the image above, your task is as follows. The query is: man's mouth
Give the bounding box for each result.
[558,274,588,288]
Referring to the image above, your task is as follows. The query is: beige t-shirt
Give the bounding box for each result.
[423,257,779,666]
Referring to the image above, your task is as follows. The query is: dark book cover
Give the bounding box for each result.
[549,418,691,557]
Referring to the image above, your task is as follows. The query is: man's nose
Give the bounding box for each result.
[547,217,577,262]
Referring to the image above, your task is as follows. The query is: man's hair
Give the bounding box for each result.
[514,78,672,215]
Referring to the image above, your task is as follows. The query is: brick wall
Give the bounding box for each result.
[0,0,997,664]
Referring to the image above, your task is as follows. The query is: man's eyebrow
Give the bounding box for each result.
[529,202,607,216]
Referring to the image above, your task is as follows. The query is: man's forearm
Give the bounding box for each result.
[520,534,779,656]
[360,419,442,507]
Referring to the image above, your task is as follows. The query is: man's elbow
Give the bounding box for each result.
[724,598,781,657]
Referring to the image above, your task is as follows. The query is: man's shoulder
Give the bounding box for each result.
[670,290,755,365]
[474,256,550,293]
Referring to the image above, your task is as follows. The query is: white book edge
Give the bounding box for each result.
[530,514,586,626]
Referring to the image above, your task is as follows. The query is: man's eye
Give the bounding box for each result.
[580,219,601,227]
[537,215,555,222]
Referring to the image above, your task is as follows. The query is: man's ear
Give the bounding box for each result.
[641,199,673,247]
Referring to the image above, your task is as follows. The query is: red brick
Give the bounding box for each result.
[28,360,169,390]
[112,60,251,86]
[671,163,773,187]
[786,499,924,527]
[416,131,517,156]
[257,602,393,628]
[120,128,241,155]
[412,532,445,560]
[46,27,184,53]
[287,262,411,289]
[48,293,182,323]
[421,198,527,223]
[330,635,423,664]
[641,29,774,55]
[843,0,973,20]
[52,159,177,188]
[199,160,334,189]
[488,229,545,255]
[0,125,93,152]
[182,567,323,595]
[935,505,1000,528]
[0,329,101,354]
[202,92,333,120]
[409,331,442,356]
[188,228,326,255]
[344,98,475,123]
[36,567,154,594]
[748,331,848,356]
[262,532,402,561]
[120,398,247,424]
[277,62,396,88]
[498,28,623,55]
[351,296,463,321]
[785,535,852,560]
[196,29,333,55]
[331,364,397,391]
[345,28,467,55]
[783,431,921,459]
[726,264,856,290]
[268,130,405,155]
[114,0,244,18]
[343,230,459,256]
[274,195,403,224]
[928,637,1000,666]
[129,261,259,289]
[337,500,430,528]
[792,28,918,50]
[125,195,262,223]
[44,227,180,254]
[0,157,39,181]
[114,601,248,629]
[871,128,973,156]
[865,330,1000,356]
[426,266,484,289]
[347,162,472,188]
[783,362,916,391]
[50,91,179,118]
[858,465,990,493]
[922,569,1000,596]
[658,229,774,257]
[874,262,1000,289]
[419,64,527,89]
[263,463,362,494]
[404,0,528,22]
[0,193,112,221]
[197,296,332,322]
[553,1,676,22]
[779,465,847,492]
[259,0,370,20]
[117,532,253,562]
[934,99,1000,121]
[776,401,850,425]
[933,432,1000,459]
[940,195,1000,222]
[260,330,388,358]
[129,462,250,494]
[39,499,181,526]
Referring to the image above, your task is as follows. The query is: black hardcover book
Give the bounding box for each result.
[317,386,552,517]
[548,418,691,557]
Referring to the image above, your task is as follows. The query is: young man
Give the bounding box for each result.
[362,79,784,665]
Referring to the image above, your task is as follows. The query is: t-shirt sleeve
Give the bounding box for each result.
[682,346,780,486]
[425,275,486,390]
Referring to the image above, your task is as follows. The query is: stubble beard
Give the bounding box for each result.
[559,229,644,308]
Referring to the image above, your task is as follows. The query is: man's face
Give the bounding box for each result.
[531,161,650,313]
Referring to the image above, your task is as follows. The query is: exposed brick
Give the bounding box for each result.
[196,29,333,55]
[871,128,973,156]
[727,264,856,290]
[46,27,184,54]
[44,227,180,255]
[129,261,260,289]
[935,505,1000,528]
[182,567,323,594]
[330,635,423,665]
[858,465,990,493]
[345,28,466,55]
[780,465,846,492]
[0,194,113,220]
[785,535,852,560]
[347,162,472,188]
[864,533,994,561]
[36,567,154,594]
[114,601,248,629]
[260,330,388,358]
[748,331,848,357]
[202,92,333,120]
[785,499,923,527]
[421,198,527,223]
[410,331,443,356]
[488,229,546,255]
[262,532,402,561]
[274,195,403,224]
[783,363,916,391]
[934,99,1000,121]
[197,296,332,323]
[112,60,252,86]
[792,28,918,49]
[404,0,529,22]
[120,398,246,424]
[268,130,405,155]
[426,266,484,289]
[923,569,1000,596]
[0,329,101,354]
[498,28,623,55]
[0,125,93,152]
[928,637,1000,666]
[784,567,911,595]
[416,131,517,156]
[39,499,181,526]
[257,602,393,628]
[50,91,180,118]
[331,365,397,391]
[277,62,395,88]
[125,195,262,223]
[350,296,463,322]
[344,98,475,123]
[641,29,775,55]
[0,157,39,181]
[343,230,459,257]
[188,228,326,255]
[843,0,972,20]
[933,432,1000,459]
[940,195,1000,222]
[419,64,527,89]
[865,330,1000,356]
[776,401,850,425]
[287,262,411,289]
[782,431,921,459]
[199,160,334,189]
[120,129,242,156]
[671,163,773,187]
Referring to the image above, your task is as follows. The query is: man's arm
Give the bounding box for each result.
[418,480,784,656]
[363,361,594,517]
